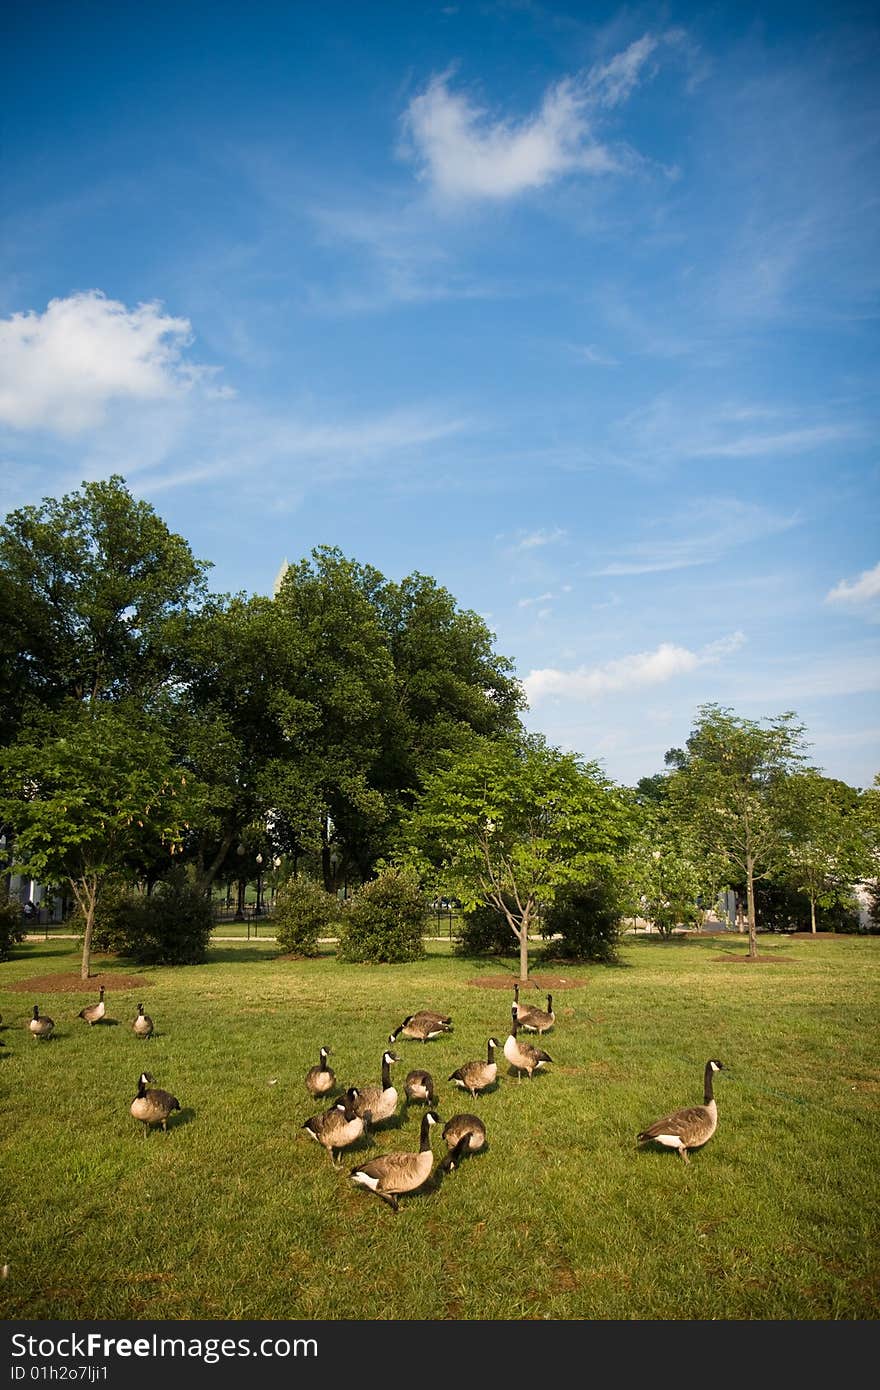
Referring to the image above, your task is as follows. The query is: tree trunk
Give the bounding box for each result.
[746,858,758,960]
[77,876,99,980]
[810,893,817,934]
[517,907,531,983]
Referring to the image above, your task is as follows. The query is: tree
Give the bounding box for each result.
[778,772,867,933]
[0,701,193,978]
[668,704,811,960]
[401,733,633,982]
[624,804,724,937]
[0,474,209,713]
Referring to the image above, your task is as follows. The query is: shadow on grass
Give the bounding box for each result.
[207,945,280,965]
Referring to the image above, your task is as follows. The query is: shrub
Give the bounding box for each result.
[337,867,427,964]
[0,890,26,962]
[272,876,338,957]
[455,901,516,957]
[79,869,213,965]
[540,878,621,962]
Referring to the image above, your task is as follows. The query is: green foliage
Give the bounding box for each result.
[455,900,517,956]
[272,876,339,957]
[336,866,427,963]
[72,879,138,955]
[90,869,213,965]
[540,877,622,961]
[0,890,26,961]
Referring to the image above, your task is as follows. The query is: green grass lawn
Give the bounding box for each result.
[1,933,878,1321]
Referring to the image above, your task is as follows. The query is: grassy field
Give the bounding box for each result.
[1,932,878,1321]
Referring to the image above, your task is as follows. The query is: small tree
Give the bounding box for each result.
[337,866,427,964]
[0,702,194,978]
[779,772,868,934]
[668,705,810,960]
[272,876,338,957]
[402,734,633,982]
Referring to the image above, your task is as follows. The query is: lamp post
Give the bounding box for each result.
[234,842,246,921]
[255,853,264,915]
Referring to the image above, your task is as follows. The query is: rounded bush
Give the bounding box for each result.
[455,902,516,957]
[337,867,427,964]
[272,876,338,957]
[540,878,621,962]
[83,869,213,965]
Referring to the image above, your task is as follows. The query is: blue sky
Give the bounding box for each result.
[2,0,878,788]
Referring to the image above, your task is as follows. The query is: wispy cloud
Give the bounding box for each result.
[0,291,227,434]
[510,527,568,552]
[826,561,880,606]
[524,632,746,705]
[400,35,665,202]
[594,498,798,576]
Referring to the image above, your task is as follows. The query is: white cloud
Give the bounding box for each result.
[518,591,556,607]
[524,632,745,705]
[400,32,668,205]
[826,561,880,605]
[0,291,221,434]
[512,527,567,552]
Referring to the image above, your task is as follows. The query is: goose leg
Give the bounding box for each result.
[677,1147,690,1164]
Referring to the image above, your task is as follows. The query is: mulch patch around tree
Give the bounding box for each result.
[8,972,150,993]
[467,973,588,990]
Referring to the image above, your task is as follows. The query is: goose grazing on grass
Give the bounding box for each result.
[130,1072,181,1137]
[29,1005,54,1040]
[132,1003,154,1039]
[448,1037,499,1099]
[350,1051,400,1126]
[349,1110,439,1212]
[404,1069,437,1107]
[440,1113,486,1172]
[503,1007,553,1082]
[78,986,105,1026]
[514,987,555,1034]
[305,1046,336,1098]
[389,1011,453,1043]
[303,1087,369,1167]
[637,1060,725,1164]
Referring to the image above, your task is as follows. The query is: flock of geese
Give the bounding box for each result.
[18,982,725,1205]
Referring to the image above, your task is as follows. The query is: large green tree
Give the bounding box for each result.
[401,733,633,981]
[0,701,193,978]
[0,474,209,715]
[668,704,811,959]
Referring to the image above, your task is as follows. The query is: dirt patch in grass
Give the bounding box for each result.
[8,971,151,993]
[467,973,588,990]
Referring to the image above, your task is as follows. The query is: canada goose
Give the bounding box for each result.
[78,986,105,1026]
[349,1110,439,1211]
[303,1087,369,1167]
[29,1005,54,1040]
[132,1003,154,1039]
[349,1051,400,1125]
[305,1046,336,1098]
[389,1012,453,1043]
[130,1072,181,1136]
[448,1037,499,1098]
[637,1060,725,1164]
[404,1069,437,1106]
[515,987,555,1034]
[503,1007,553,1082]
[441,1112,486,1161]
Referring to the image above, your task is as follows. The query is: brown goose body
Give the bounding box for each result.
[389,1011,453,1043]
[303,1087,367,1166]
[29,1005,54,1039]
[442,1113,486,1154]
[130,1072,180,1135]
[404,1069,437,1106]
[637,1060,724,1163]
[305,1046,336,1098]
[518,992,555,1034]
[350,1051,399,1124]
[448,1037,499,1098]
[78,986,105,1026]
[132,1003,154,1039]
[503,1009,553,1081]
[349,1110,439,1211]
